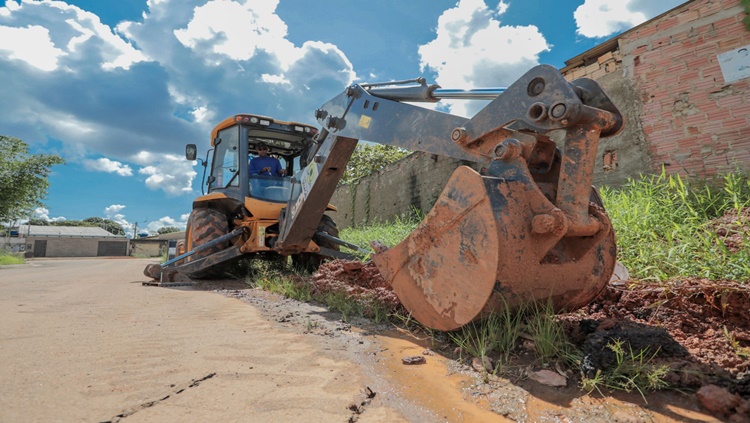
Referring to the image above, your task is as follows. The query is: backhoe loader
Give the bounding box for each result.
[146,64,623,331]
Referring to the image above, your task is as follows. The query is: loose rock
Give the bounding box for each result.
[696,384,741,415]
[528,369,567,387]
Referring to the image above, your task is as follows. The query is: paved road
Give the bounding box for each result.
[0,258,416,422]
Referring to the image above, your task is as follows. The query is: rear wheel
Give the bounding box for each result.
[292,214,339,273]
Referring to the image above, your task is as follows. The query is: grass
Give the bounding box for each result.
[723,326,750,358]
[525,302,578,366]
[340,211,421,259]
[580,339,670,403]
[0,249,24,265]
[601,171,750,283]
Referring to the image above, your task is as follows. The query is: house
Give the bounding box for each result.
[129,232,185,257]
[8,225,129,257]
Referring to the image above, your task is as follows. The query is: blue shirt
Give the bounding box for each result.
[249,156,283,176]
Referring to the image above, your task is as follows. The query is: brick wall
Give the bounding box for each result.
[625,0,749,177]
[565,0,750,178]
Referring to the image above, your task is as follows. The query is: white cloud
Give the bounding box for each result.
[191,106,211,123]
[104,204,126,215]
[0,0,357,202]
[146,215,188,233]
[168,0,355,86]
[574,0,687,38]
[0,24,64,71]
[135,153,197,196]
[418,0,549,117]
[32,207,66,222]
[174,0,294,64]
[0,1,146,71]
[103,204,135,236]
[261,73,290,85]
[83,157,134,176]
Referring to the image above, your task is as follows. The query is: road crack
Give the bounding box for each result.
[101,372,217,423]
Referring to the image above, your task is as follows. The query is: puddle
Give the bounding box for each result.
[372,330,509,422]
[371,330,720,423]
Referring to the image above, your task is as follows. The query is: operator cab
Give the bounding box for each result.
[186,114,318,204]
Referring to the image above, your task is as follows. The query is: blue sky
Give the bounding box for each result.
[0,0,685,236]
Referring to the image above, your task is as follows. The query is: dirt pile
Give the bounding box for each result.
[577,279,750,378]
[311,260,403,315]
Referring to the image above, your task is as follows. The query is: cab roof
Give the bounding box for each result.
[210,114,318,147]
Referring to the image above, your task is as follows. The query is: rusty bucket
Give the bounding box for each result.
[372,165,616,331]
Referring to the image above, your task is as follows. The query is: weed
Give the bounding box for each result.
[524,302,577,366]
[448,308,527,369]
[448,318,496,362]
[601,171,750,283]
[0,249,24,265]
[723,326,750,358]
[580,369,607,397]
[321,290,363,322]
[579,339,670,403]
[339,211,422,259]
[305,318,319,332]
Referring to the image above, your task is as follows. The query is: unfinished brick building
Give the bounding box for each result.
[562,0,750,186]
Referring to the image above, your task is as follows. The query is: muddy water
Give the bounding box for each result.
[372,330,720,423]
[371,330,509,422]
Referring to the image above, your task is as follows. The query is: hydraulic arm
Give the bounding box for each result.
[276,64,623,330]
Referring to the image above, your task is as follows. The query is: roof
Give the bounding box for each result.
[16,225,126,238]
[140,231,185,241]
[561,0,694,72]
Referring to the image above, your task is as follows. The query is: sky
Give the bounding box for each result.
[0,0,686,237]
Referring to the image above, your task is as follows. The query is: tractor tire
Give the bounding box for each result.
[292,214,340,273]
[189,208,229,258]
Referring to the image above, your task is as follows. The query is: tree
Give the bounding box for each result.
[82,217,125,235]
[0,136,64,224]
[27,218,50,226]
[340,144,410,186]
[157,226,180,235]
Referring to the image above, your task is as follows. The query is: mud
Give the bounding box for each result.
[305,257,750,421]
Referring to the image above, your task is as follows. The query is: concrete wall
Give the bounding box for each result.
[0,238,28,253]
[330,152,478,228]
[130,241,165,257]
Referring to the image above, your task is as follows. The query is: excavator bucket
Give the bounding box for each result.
[372,165,616,331]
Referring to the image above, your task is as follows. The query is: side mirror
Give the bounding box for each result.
[186,144,197,161]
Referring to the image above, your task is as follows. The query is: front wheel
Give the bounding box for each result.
[185,208,230,279]
[291,214,339,273]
